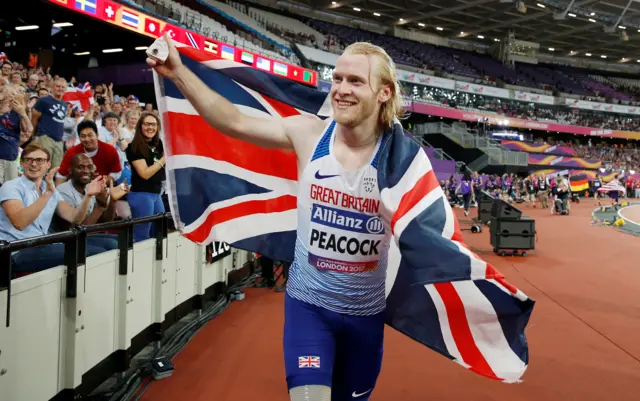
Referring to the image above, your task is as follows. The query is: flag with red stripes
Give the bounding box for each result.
[62,82,94,111]
[155,45,534,383]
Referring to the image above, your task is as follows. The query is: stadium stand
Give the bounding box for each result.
[126,0,297,63]
[245,5,325,45]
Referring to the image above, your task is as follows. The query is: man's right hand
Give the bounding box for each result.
[146,33,184,81]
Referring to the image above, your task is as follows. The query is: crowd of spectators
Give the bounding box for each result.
[519,134,640,174]
[0,54,167,275]
[403,83,640,132]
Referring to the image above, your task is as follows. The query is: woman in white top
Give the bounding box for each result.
[118,109,139,151]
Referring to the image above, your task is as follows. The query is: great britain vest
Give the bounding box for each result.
[286,120,391,316]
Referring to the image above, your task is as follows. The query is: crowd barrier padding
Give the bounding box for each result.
[0,213,251,401]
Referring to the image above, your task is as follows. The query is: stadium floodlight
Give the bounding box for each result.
[52,22,73,28]
[74,52,90,56]
[585,53,592,56]
[135,46,149,50]
[373,12,380,16]
[588,18,596,22]
[418,23,425,27]
[619,25,626,29]
[103,48,123,53]
[353,7,360,11]
[568,13,576,17]
[15,25,39,31]
[477,35,484,39]
[536,3,545,8]
[601,55,607,58]
[549,47,555,51]
[436,27,443,31]
[494,38,500,42]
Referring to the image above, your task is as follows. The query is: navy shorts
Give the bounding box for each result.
[283,294,385,400]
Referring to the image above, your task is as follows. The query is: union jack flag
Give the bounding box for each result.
[154,43,535,383]
[62,82,94,112]
[298,356,321,368]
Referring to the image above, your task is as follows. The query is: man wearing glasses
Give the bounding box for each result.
[0,143,108,273]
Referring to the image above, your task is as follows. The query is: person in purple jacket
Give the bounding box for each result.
[472,171,483,204]
[457,171,474,217]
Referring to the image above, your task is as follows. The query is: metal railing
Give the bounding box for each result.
[0,213,174,328]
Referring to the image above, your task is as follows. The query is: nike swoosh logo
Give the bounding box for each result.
[352,389,372,398]
[315,171,339,180]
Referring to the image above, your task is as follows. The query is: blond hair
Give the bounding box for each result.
[342,42,406,129]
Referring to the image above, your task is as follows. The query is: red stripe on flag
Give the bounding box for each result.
[259,93,301,118]
[434,282,499,380]
[451,211,464,243]
[185,195,297,243]
[391,169,438,232]
[165,112,298,181]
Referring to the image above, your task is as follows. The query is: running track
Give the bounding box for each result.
[139,202,640,401]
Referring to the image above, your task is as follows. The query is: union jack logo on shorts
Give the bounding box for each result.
[298,356,320,368]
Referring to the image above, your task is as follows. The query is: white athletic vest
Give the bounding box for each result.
[286,120,391,316]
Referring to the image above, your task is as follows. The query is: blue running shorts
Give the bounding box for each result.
[283,293,385,401]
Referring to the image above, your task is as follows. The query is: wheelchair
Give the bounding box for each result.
[552,195,570,215]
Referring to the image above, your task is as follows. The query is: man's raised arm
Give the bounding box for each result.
[147,34,304,150]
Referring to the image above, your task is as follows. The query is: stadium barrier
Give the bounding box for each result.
[0,214,253,401]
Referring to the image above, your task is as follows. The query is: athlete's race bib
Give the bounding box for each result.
[308,203,385,273]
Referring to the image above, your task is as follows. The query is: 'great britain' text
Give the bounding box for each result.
[310,184,380,214]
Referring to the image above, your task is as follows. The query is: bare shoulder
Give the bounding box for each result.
[283,115,329,163]
[282,114,326,139]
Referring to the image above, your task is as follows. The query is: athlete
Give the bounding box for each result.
[147,34,404,401]
[592,174,602,205]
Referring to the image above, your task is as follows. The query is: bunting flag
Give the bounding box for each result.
[154,41,535,383]
[62,82,94,111]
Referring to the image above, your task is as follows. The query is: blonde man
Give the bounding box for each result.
[149,34,404,401]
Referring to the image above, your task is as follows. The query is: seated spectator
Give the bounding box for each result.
[25,74,39,94]
[115,109,138,188]
[10,71,21,86]
[126,112,165,242]
[50,154,129,250]
[120,109,139,147]
[98,111,120,148]
[57,119,122,183]
[1,62,11,79]
[0,85,33,185]
[31,77,67,167]
[0,143,108,273]
[37,87,49,99]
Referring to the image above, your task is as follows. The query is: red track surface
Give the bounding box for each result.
[140,202,640,401]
